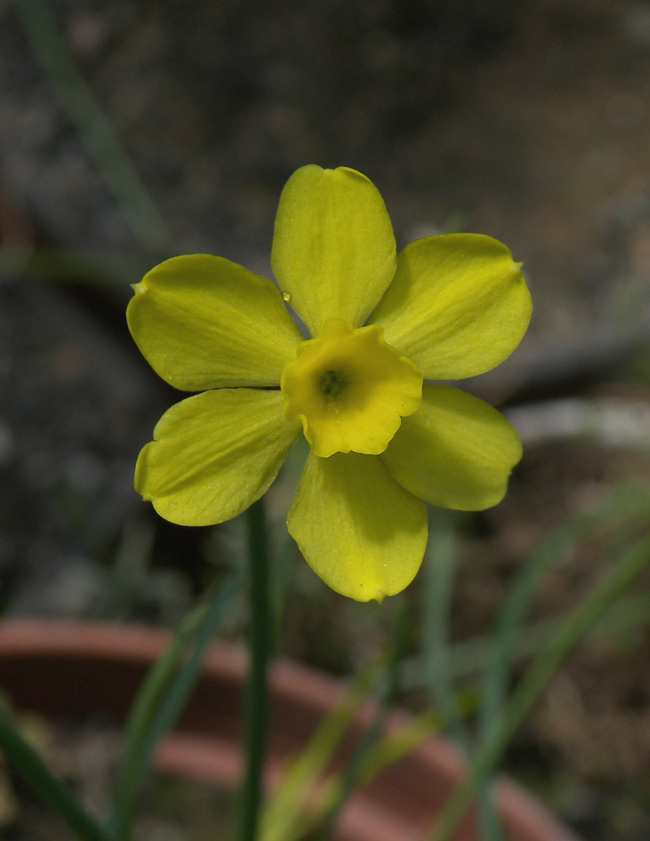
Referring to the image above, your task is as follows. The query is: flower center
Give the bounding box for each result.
[281,318,422,458]
[319,369,345,399]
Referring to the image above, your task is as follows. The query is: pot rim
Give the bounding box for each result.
[0,619,581,841]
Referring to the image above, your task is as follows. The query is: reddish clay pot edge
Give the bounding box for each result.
[0,620,581,841]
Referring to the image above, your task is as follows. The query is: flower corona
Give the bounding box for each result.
[281,319,422,458]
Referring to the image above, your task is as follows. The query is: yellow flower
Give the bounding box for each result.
[127,165,531,602]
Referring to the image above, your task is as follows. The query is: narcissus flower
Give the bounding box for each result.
[128,165,531,601]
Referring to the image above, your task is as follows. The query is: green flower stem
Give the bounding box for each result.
[427,531,650,841]
[0,709,112,841]
[237,497,273,841]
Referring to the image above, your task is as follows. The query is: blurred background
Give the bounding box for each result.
[1,0,650,838]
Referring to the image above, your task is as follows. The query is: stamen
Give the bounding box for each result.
[318,369,345,399]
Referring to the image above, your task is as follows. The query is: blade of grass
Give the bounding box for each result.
[401,590,650,688]
[0,245,151,289]
[350,707,441,782]
[310,601,409,841]
[423,514,506,839]
[284,707,444,841]
[426,530,650,841]
[479,481,650,747]
[0,708,113,841]
[125,573,240,769]
[399,482,650,688]
[422,511,469,748]
[14,0,168,253]
[286,670,471,840]
[263,646,476,841]
[263,606,409,841]
[259,658,386,841]
[106,571,239,840]
[474,482,650,841]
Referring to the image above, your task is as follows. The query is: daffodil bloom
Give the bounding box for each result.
[128,165,531,601]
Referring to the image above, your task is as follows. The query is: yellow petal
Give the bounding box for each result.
[371,234,531,379]
[282,319,422,457]
[381,384,522,510]
[287,452,427,601]
[127,255,303,390]
[271,165,396,336]
[135,389,300,526]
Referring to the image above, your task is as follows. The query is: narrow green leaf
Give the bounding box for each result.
[259,659,383,841]
[311,601,408,841]
[0,709,112,841]
[15,0,168,253]
[426,530,650,841]
[106,571,239,839]
[479,481,650,746]
[422,512,468,746]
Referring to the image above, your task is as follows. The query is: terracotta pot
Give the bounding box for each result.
[0,620,580,841]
